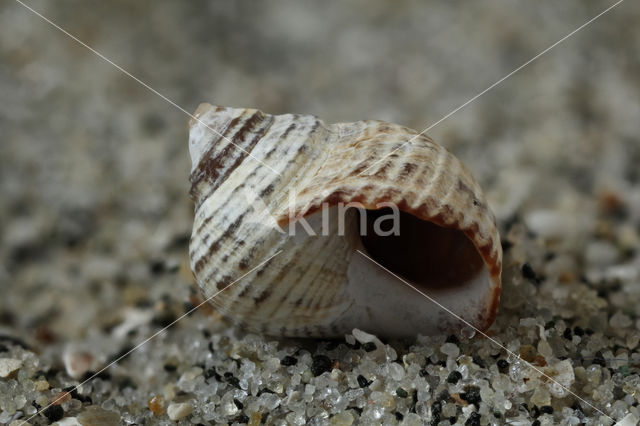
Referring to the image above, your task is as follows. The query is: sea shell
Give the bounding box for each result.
[188,104,502,338]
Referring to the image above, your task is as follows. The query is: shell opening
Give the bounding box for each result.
[358,208,485,289]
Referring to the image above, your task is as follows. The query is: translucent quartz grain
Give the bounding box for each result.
[329,411,354,426]
[166,402,193,421]
[219,392,238,416]
[530,387,551,407]
[0,412,12,424]
[442,402,457,417]
[402,413,423,426]
[388,363,405,381]
[440,343,460,358]
[258,393,281,410]
[610,311,633,328]
[370,391,395,410]
[13,394,26,410]
[286,411,306,425]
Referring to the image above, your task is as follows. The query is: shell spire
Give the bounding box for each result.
[188,104,502,338]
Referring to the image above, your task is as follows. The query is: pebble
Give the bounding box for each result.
[519,345,537,363]
[34,380,50,391]
[585,241,619,267]
[465,411,481,426]
[258,393,281,410]
[352,328,376,344]
[351,328,387,361]
[537,338,554,360]
[63,350,93,380]
[147,395,164,415]
[530,387,551,407]
[388,362,405,380]
[540,405,553,414]
[440,343,460,358]
[166,402,193,420]
[371,391,395,409]
[442,402,457,417]
[111,309,154,339]
[460,386,481,406]
[220,392,239,416]
[77,406,120,426]
[362,342,377,352]
[310,355,332,377]
[44,405,65,422]
[525,210,584,239]
[280,355,297,366]
[52,391,72,405]
[357,375,371,388]
[163,383,177,401]
[35,395,50,408]
[0,358,22,378]
[248,412,262,426]
[545,359,575,398]
[610,311,633,329]
[447,371,462,384]
[53,418,82,426]
[344,334,356,346]
[401,413,423,426]
[521,263,538,281]
[330,411,353,426]
[614,413,639,426]
[626,331,640,349]
[9,421,32,426]
[396,387,408,398]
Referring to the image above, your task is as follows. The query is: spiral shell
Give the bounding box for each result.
[188,104,502,338]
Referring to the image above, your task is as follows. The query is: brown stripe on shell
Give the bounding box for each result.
[280,121,297,139]
[259,183,274,198]
[193,211,248,281]
[216,274,233,291]
[236,283,252,299]
[189,114,243,192]
[190,111,274,206]
[193,239,220,273]
[192,125,294,245]
[253,289,271,305]
[238,257,250,270]
[400,162,417,179]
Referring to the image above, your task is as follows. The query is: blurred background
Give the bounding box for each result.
[1,0,639,378]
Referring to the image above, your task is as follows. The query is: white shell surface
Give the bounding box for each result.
[188,104,502,337]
